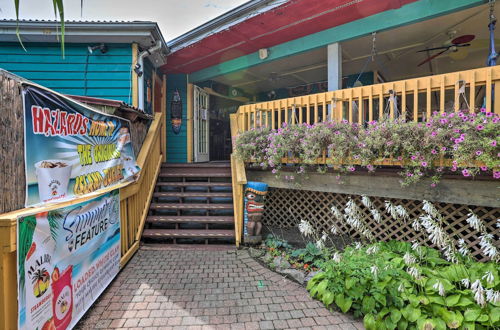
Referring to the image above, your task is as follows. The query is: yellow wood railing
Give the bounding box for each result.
[230,114,247,247]
[0,111,164,329]
[238,66,500,130]
[119,111,164,266]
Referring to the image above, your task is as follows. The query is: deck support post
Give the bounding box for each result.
[327,43,342,91]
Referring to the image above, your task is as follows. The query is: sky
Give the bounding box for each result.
[0,0,249,41]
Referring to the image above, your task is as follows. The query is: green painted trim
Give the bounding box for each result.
[190,0,486,82]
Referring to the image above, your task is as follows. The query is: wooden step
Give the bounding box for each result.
[146,215,234,224]
[143,229,234,239]
[160,172,231,178]
[154,192,233,198]
[159,170,231,178]
[162,162,230,168]
[156,182,232,187]
[149,203,234,210]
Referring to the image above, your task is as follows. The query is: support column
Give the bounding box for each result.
[327,43,342,91]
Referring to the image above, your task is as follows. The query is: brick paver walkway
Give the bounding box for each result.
[77,245,363,330]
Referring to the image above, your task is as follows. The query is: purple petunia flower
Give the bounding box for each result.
[481,107,487,113]
[491,140,497,147]
[462,169,470,177]
[411,155,417,161]
[480,166,488,171]
[421,162,428,167]
[441,147,447,152]
[476,125,484,130]
[494,171,500,179]
[349,167,355,172]
[407,173,413,177]
[475,150,483,156]
[431,131,437,137]
[431,149,437,154]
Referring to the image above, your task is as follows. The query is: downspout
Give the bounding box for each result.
[138,40,163,110]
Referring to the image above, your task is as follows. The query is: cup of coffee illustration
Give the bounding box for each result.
[35,160,72,203]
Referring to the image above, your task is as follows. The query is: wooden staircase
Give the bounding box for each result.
[142,162,235,244]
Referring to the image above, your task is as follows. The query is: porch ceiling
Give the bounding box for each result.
[163,0,418,74]
[210,3,499,94]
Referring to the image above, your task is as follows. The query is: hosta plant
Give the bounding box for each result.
[307,241,499,330]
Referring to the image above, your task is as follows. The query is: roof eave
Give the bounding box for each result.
[0,20,170,55]
[167,0,283,50]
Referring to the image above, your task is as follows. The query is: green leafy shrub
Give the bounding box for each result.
[264,234,292,251]
[290,242,331,267]
[307,241,499,329]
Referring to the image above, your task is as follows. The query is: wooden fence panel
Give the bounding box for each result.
[262,188,499,262]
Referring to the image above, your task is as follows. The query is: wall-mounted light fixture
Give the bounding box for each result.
[259,48,269,60]
[87,43,108,54]
[134,63,143,77]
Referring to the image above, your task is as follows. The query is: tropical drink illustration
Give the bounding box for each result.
[22,212,56,329]
[35,160,72,203]
[51,266,73,330]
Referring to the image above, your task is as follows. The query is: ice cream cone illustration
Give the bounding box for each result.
[35,160,72,203]
[116,127,131,150]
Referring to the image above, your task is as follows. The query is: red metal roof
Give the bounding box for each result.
[162,0,418,74]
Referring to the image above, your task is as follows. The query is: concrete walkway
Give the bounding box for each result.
[76,246,363,330]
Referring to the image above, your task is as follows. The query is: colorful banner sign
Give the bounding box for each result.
[23,84,139,207]
[17,190,121,330]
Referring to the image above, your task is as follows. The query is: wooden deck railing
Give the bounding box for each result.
[0,111,164,329]
[237,66,500,130]
[230,114,247,247]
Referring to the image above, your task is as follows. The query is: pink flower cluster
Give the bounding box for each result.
[235,109,500,185]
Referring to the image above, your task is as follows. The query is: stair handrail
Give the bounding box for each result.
[230,113,247,247]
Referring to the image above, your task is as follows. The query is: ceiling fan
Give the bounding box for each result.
[416,34,476,66]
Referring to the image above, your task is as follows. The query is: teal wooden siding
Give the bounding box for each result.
[0,42,132,102]
[166,74,188,163]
